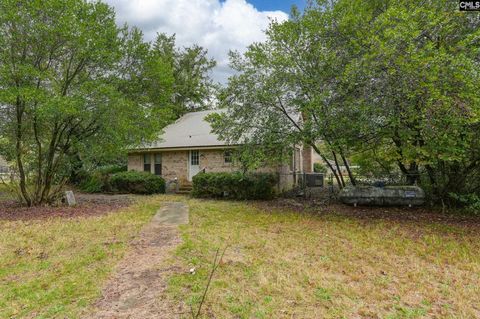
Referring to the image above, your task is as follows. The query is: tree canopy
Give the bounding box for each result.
[0,0,216,205]
[210,0,480,204]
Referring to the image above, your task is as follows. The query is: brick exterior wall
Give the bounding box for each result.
[128,151,189,189]
[127,154,143,172]
[162,151,189,184]
[128,148,299,191]
[128,150,236,185]
[199,149,236,173]
[302,146,313,173]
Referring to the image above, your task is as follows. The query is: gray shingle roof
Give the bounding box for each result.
[138,109,229,150]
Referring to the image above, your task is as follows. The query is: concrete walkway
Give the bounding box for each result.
[85,202,188,319]
[152,202,189,225]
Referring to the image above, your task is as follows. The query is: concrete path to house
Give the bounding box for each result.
[85,202,189,319]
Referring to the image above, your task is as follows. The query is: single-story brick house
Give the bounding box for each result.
[127,110,313,192]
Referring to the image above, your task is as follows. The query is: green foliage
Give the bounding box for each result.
[96,164,128,176]
[78,165,126,193]
[0,0,150,204]
[110,171,165,194]
[192,172,278,200]
[79,173,105,193]
[212,0,480,204]
[449,193,480,215]
[0,0,216,205]
[313,163,327,174]
[152,34,217,119]
[314,287,332,301]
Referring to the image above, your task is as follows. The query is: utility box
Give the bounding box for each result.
[305,173,324,188]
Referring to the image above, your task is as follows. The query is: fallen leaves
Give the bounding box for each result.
[0,194,133,221]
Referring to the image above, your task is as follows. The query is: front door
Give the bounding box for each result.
[188,150,200,181]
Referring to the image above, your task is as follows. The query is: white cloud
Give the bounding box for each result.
[105,0,288,83]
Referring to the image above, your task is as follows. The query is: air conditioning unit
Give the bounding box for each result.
[305,173,324,188]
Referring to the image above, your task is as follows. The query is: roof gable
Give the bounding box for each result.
[139,109,229,150]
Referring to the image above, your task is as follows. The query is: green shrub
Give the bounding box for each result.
[449,193,480,215]
[192,172,278,200]
[313,162,327,173]
[96,164,127,175]
[110,171,165,194]
[79,173,105,193]
[78,165,127,193]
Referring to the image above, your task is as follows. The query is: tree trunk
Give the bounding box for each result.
[69,153,84,184]
[33,116,43,204]
[397,161,420,185]
[341,152,356,186]
[332,151,346,188]
[310,144,343,189]
[407,162,420,185]
[15,99,31,206]
[39,124,61,203]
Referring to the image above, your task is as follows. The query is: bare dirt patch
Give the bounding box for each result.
[0,193,133,221]
[85,202,189,319]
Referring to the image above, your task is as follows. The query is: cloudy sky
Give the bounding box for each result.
[105,0,305,84]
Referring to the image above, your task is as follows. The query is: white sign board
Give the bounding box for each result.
[65,190,76,206]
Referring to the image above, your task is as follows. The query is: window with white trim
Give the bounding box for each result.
[224,150,233,164]
[190,150,199,165]
[154,154,162,175]
[143,154,151,172]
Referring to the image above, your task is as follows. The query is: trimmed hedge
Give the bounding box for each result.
[110,171,166,194]
[192,172,278,200]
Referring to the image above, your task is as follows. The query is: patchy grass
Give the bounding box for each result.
[0,196,161,319]
[168,199,480,318]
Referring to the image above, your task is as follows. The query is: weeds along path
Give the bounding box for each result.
[84,202,188,319]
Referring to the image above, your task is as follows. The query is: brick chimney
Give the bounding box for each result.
[302,145,313,173]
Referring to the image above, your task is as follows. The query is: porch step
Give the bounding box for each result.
[176,185,193,194]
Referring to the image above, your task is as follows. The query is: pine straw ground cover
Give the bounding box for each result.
[167,199,480,319]
[0,195,161,319]
[0,183,133,221]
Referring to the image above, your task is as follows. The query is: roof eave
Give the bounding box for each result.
[128,144,241,153]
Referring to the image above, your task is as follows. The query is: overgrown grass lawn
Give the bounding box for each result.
[0,196,160,319]
[169,200,480,318]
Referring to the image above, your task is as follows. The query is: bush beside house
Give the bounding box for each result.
[79,167,165,194]
[192,172,278,200]
[110,171,165,194]
[78,165,127,193]
[78,172,107,193]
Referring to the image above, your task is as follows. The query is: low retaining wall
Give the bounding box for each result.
[339,186,425,206]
